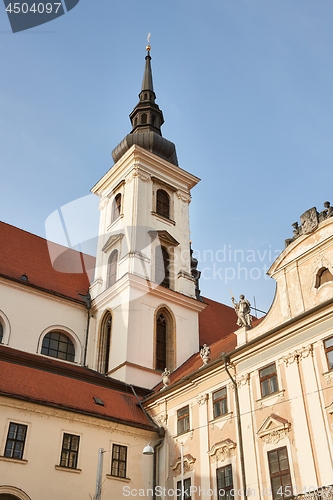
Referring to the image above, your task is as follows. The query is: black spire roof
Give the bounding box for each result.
[112,45,178,166]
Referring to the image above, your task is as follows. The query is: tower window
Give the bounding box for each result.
[0,321,3,343]
[315,267,333,288]
[151,115,156,126]
[141,113,147,124]
[156,189,170,219]
[41,331,75,362]
[156,313,167,370]
[107,250,118,288]
[155,246,170,288]
[111,193,122,223]
[97,313,112,374]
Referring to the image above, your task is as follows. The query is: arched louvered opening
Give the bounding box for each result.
[155,308,175,371]
[107,250,118,288]
[141,113,147,124]
[315,267,333,288]
[155,246,170,288]
[111,193,122,223]
[156,189,170,218]
[97,312,112,374]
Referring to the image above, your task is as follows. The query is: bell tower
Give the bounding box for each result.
[89,42,205,388]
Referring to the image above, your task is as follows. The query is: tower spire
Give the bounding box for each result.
[111,38,178,166]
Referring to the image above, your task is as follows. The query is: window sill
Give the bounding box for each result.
[106,475,131,482]
[0,455,27,464]
[176,429,193,440]
[151,211,176,225]
[107,214,124,232]
[210,411,233,424]
[256,390,285,407]
[55,465,82,473]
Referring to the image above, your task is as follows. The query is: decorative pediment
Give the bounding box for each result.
[208,439,236,463]
[171,454,196,476]
[148,230,179,247]
[102,233,124,253]
[258,414,291,444]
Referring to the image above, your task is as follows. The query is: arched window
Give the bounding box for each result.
[155,308,175,371]
[111,194,122,223]
[156,189,170,219]
[0,322,3,344]
[107,250,118,288]
[155,246,170,288]
[97,312,112,374]
[315,267,333,288]
[141,113,147,124]
[41,332,75,362]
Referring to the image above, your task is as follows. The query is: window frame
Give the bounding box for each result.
[216,464,234,500]
[111,193,122,224]
[177,405,190,435]
[155,245,170,288]
[59,433,80,469]
[0,321,3,344]
[259,363,279,398]
[110,443,128,479]
[156,189,170,219]
[41,331,75,362]
[213,387,228,419]
[177,477,191,500]
[324,336,333,371]
[4,422,28,460]
[268,446,292,500]
[107,249,118,288]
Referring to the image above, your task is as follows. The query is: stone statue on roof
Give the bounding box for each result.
[285,222,302,247]
[200,344,210,366]
[232,295,252,329]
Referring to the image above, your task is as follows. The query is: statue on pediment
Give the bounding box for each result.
[232,295,252,329]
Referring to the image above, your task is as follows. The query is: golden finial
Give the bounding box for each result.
[146,32,151,52]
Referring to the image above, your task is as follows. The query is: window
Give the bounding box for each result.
[97,312,112,374]
[156,189,170,218]
[259,363,278,397]
[0,322,3,343]
[41,331,75,362]
[315,267,333,288]
[4,422,27,460]
[111,444,127,478]
[268,447,292,500]
[324,336,333,370]
[107,250,118,288]
[60,434,80,469]
[177,406,190,435]
[213,388,228,418]
[217,465,233,500]
[111,194,122,223]
[155,246,170,288]
[156,313,167,370]
[177,478,191,500]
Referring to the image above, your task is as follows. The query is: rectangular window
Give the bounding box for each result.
[4,422,27,460]
[177,478,191,500]
[213,388,228,418]
[177,406,190,435]
[324,337,333,370]
[259,363,279,397]
[268,447,292,500]
[60,433,80,469]
[111,444,127,478]
[217,465,233,500]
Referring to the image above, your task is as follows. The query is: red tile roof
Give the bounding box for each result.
[0,221,95,303]
[0,345,158,431]
[199,296,237,345]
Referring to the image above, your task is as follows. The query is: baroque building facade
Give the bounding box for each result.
[0,46,333,500]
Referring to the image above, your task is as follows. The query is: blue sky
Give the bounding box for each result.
[1,0,333,314]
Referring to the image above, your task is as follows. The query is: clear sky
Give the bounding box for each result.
[1,0,333,315]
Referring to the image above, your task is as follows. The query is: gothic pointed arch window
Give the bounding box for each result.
[111,193,122,223]
[315,267,333,288]
[156,189,170,219]
[107,250,118,288]
[155,308,175,371]
[97,312,112,374]
[155,246,170,288]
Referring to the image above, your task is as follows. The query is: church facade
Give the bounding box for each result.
[0,45,333,500]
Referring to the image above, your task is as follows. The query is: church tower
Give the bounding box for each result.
[89,43,205,388]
